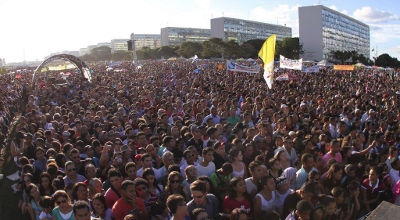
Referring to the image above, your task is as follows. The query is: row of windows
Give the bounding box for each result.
[321,9,369,38]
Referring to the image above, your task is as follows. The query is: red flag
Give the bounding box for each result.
[16,74,22,79]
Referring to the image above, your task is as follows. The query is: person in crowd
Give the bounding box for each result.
[73,200,91,220]
[91,193,113,220]
[104,168,123,209]
[39,196,54,220]
[222,177,251,214]
[187,180,219,220]
[166,194,189,220]
[112,180,147,220]
[164,171,190,202]
[253,175,278,217]
[245,161,265,198]
[230,208,248,220]
[52,190,74,220]
[210,162,233,202]
[196,148,215,178]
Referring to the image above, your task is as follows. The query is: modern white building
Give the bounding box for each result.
[161,27,211,46]
[131,33,161,50]
[110,39,129,52]
[211,17,292,44]
[299,5,370,61]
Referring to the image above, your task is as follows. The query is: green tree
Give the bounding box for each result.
[91,46,112,61]
[112,51,133,61]
[375,53,400,68]
[224,40,241,59]
[241,39,265,58]
[201,38,225,58]
[136,47,159,60]
[277,37,303,59]
[158,46,178,59]
[177,42,202,58]
[331,50,352,64]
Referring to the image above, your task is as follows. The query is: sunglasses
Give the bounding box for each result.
[68,168,76,172]
[56,200,67,205]
[171,179,180,184]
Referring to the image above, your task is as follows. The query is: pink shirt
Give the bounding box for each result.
[322,152,342,168]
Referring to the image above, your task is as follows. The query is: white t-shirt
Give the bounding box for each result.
[196,162,215,177]
[245,177,257,195]
[39,211,52,220]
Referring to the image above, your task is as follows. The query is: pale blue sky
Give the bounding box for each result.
[1,0,399,62]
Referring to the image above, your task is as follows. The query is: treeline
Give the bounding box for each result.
[136,37,303,60]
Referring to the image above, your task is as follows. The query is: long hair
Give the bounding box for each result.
[228,177,250,200]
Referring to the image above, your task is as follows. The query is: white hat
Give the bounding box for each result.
[281,104,288,108]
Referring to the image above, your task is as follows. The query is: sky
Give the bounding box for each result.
[1,0,399,63]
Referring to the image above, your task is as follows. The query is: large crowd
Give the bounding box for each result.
[1,58,400,220]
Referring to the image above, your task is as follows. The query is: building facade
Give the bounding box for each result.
[161,27,211,46]
[299,5,370,61]
[131,33,161,50]
[111,39,129,52]
[211,17,292,44]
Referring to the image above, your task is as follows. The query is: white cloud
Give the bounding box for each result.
[353,6,400,23]
[194,0,211,9]
[328,5,348,15]
[249,4,299,37]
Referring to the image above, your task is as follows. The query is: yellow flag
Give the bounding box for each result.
[258,35,276,89]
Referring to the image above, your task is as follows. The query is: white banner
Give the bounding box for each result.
[302,65,321,73]
[226,60,261,74]
[279,55,303,70]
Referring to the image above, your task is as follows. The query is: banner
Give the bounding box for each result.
[258,35,276,89]
[302,65,321,73]
[334,65,354,71]
[226,60,260,74]
[279,55,303,70]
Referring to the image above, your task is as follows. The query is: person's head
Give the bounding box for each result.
[368,166,379,183]
[92,193,107,215]
[166,194,188,216]
[259,175,276,192]
[65,161,77,178]
[167,171,182,188]
[301,153,314,171]
[331,186,345,205]
[230,208,248,220]
[229,177,247,198]
[327,163,343,181]
[268,157,281,171]
[39,172,51,188]
[229,149,243,162]
[69,148,81,164]
[330,139,341,154]
[141,153,153,168]
[190,180,207,206]
[84,163,96,179]
[121,180,136,201]
[72,182,88,201]
[192,208,209,220]
[73,200,91,220]
[125,162,136,180]
[184,165,197,180]
[35,147,46,161]
[108,168,123,190]
[281,167,297,186]
[390,157,400,170]
[88,178,102,196]
[299,182,318,203]
[53,190,71,209]
[249,161,264,180]
[318,195,336,216]
[39,196,54,214]
[162,151,174,167]
[295,200,313,220]
[202,147,214,163]
[26,183,40,200]
[134,177,149,198]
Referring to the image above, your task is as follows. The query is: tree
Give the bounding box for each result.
[112,51,133,61]
[201,38,225,58]
[224,40,241,59]
[331,50,352,64]
[241,39,265,58]
[375,53,400,68]
[157,46,178,59]
[277,37,303,59]
[177,42,202,58]
[91,46,112,61]
[136,47,158,60]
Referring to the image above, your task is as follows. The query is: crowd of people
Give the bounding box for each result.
[1,58,400,220]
